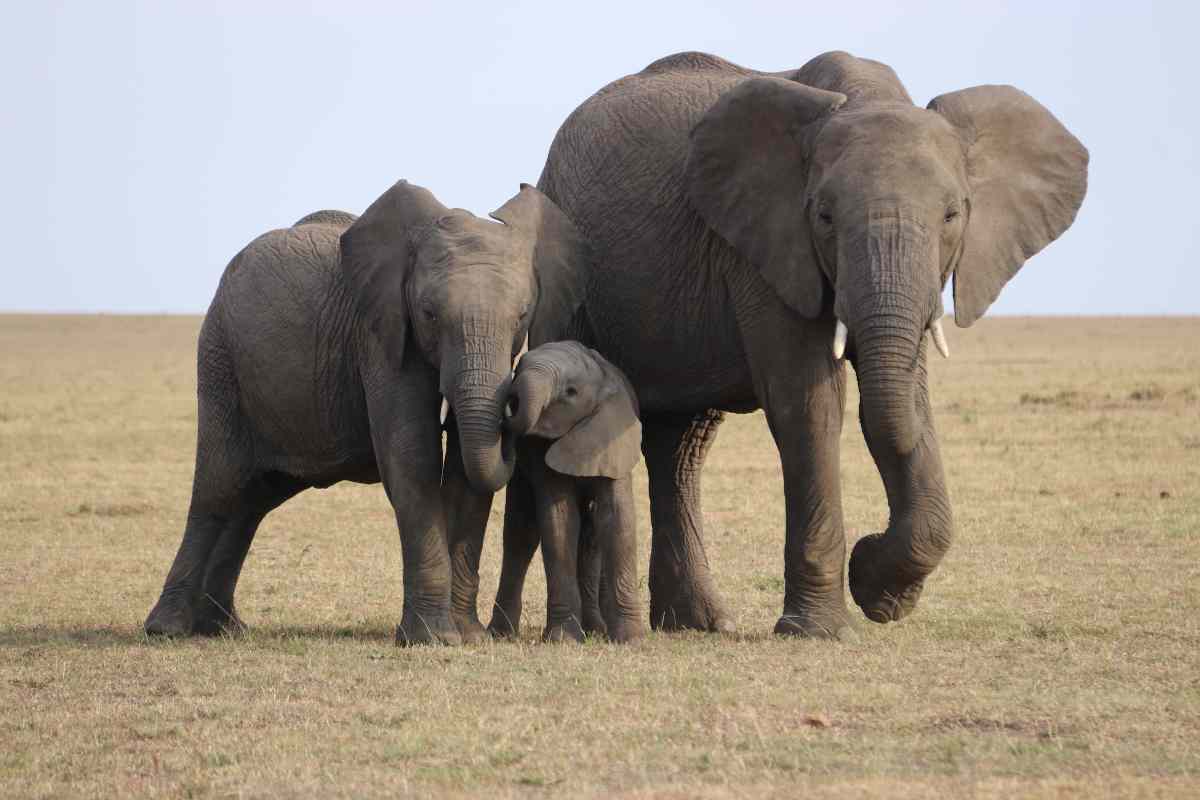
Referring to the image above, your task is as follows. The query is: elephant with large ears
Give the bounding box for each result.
[486,341,647,644]
[143,180,588,645]
[530,51,1088,637]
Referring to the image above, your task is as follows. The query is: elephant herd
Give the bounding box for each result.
[144,50,1088,645]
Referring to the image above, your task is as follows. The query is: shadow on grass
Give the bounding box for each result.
[0,622,396,649]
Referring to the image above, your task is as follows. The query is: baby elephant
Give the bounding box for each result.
[488,341,648,643]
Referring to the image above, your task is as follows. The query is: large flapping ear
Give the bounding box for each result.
[545,352,642,479]
[928,86,1088,327]
[685,77,846,318]
[491,184,590,347]
[339,180,448,367]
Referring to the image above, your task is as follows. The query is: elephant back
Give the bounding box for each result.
[293,209,358,230]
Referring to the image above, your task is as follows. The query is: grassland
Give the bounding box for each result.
[1,314,1198,798]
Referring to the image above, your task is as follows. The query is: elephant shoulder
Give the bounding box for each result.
[640,51,750,77]
[792,51,912,106]
[292,209,358,230]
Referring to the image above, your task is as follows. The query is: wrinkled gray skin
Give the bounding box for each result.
[531,51,1088,637]
[484,342,646,643]
[143,181,588,645]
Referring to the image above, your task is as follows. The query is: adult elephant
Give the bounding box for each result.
[143,181,587,645]
[533,51,1088,638]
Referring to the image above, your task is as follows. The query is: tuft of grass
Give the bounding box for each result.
[1,314,1199,798]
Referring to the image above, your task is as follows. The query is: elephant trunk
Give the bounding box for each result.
[840,217,954,623]
[444,322,517,494]
[504,358,555,436]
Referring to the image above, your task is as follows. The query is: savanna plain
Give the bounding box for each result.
[1,314,1197,799]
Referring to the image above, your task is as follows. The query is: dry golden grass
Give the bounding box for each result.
[1,314,1198,798]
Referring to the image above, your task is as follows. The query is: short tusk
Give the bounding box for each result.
[439,396,450,426]
[929,319,950,359]
[832,319,848,360]
[513,333,528,370]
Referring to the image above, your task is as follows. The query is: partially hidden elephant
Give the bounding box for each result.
[485,341,647,644]
[143,180,589,645]
[526,51,1088,638]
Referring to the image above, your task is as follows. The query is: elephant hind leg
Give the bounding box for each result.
[643,410,734,634]
[192,471,306,636]
[577,512,606,637]
[145,358,262,637]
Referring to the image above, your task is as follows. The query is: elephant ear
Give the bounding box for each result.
[545,355,642,479]
[491,184,590,347]
[685,77,846,318]
[339,180,448,368]
[928,86,1089,327]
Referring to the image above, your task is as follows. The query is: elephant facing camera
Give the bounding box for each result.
[487,341,647,644]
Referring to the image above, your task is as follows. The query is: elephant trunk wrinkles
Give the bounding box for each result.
[505,359,555,437]
[842,216,953,622]
[447,317,516,494]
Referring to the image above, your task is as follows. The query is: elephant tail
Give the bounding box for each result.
[292,210,358,229]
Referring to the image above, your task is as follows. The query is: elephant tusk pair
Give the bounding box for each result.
[440,396,450,426]
[831,318,950,360]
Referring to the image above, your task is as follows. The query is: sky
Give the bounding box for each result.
[4,1,1196,315]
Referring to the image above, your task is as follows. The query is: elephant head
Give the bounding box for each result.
[339,181,590,493]
[504,341,642,479]
[685,51,1088,621]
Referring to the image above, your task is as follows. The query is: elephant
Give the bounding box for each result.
[521,50,1088,638]
[484,341,647,644]
[143,179,589,645]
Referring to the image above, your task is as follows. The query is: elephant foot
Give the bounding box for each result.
[650,584,735,634]
[192,599,247,638]
[605,617,648,644]
[144,598,195,637]
[451,611,490,645]
[848,533,925,623]
[395,609,462,647]
[486,602,522,639]
[774,606,858,642]
[581,606,607,638]
[542,618,586,644]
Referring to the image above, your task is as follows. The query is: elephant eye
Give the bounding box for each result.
[817,210,833,226]
[944,209,960,224]
[564,386,578,399]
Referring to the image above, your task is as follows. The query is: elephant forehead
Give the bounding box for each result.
[522,342,600,379]
[818,105,963,164]
[813,109,967,200]
[417,214,530,266]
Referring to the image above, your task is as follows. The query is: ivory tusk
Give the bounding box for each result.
[930,319,950,359]
[439,396,450,426]
[832,319,848,360]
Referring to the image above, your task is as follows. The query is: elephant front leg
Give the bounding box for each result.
[368,370,461,647]
[442,417,494,644]
[592,477,647,643]
[536,480,585,643]
[768,363,857,641]
[643,411,734,634]
[735,303,855,640]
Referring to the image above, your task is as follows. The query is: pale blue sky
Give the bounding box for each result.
[4,2,1195,314]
